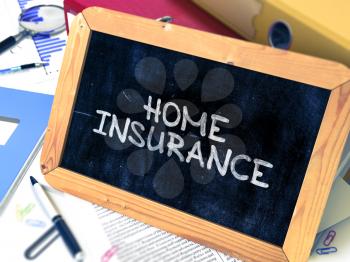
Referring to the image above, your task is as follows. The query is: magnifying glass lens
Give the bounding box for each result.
[19,5,65,34]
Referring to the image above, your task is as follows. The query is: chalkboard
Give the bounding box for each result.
[41,8,350,262]
[61,30,329,246]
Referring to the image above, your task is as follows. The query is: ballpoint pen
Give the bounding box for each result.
[0,62,47,74]
[30,176,84,261]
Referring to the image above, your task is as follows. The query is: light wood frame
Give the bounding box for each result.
[41,7,350,262]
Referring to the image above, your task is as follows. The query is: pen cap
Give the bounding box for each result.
[53,215,83,261]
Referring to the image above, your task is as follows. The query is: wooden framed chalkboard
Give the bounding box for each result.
[41,7,350,262]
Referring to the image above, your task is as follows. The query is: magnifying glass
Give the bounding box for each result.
[0,5,65,54]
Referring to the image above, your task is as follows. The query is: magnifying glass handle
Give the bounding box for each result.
[0,31,28,54]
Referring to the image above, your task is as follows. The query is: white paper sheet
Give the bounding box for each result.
[94,205,241,262]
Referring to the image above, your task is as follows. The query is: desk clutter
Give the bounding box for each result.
[193,0,350,67]
[0,1,350,262]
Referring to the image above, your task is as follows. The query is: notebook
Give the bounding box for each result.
[0,87,53,211]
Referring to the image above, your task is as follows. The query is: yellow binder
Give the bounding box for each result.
[193,0,350,66]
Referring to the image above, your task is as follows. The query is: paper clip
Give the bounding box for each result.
[16,203,35,221]
[101,246,118,262]
[316,247,337,255]
[25,219,46,228]
[323,230,336,246]
[24,225,60,260]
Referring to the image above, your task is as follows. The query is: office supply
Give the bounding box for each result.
[29,176,83,261]
[0,0,67,93]
[0,87,53,211]
[0,62,46,74]
[193,0,260,40]
[310,216,350,261]
[40,8,350,261]
[24,225,60,260]
[0,5,65,54]
[193,0,350,66]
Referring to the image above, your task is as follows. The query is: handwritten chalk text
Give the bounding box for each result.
[93,96,273,188]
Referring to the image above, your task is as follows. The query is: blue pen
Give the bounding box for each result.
[30,176,84,261]
[0,62,47,74]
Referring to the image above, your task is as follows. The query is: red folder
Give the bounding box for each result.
[63,0,240,38]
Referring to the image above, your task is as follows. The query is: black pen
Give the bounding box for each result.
[0,62,46,74]
[30,176,84,261]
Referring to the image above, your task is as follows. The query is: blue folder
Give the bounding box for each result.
[0,87,53,209]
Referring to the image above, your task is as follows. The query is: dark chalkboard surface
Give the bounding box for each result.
[60,30,330,246]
